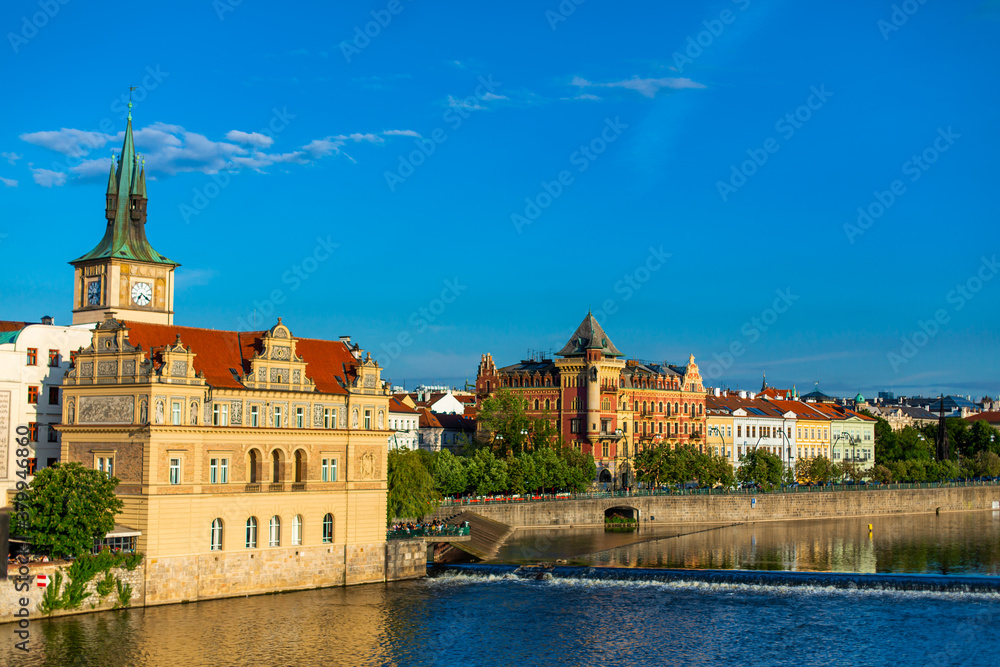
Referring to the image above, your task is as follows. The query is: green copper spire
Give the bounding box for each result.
[71,102,178,267]
[105,157,117,195]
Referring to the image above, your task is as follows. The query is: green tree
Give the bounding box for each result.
[558,446,597,492]
[20,463,124,558]
[870,464,893,484]
[465,448,509,495]
[972,451,1000,477]
[432,449,467,497]
[531,446,566,493]
[736,449,784,490]
[387,449,440,522]
[476,388,560,457]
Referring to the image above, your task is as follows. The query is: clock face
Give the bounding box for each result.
[131,281,153,306]
[87,280,101,305]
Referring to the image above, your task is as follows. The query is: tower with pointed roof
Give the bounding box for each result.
[554,311,626,446]
[70,101,178,326]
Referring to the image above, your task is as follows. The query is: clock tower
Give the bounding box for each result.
[70,102,178,326]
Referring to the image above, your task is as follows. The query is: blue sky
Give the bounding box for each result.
[1,0,998,398]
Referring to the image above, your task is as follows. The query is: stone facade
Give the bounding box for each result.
[0,563,144,624]
[430,486,1000,528]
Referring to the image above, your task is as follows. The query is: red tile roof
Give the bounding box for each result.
[762,399,832,421]
[0,321,30,333]
[966,411,1000,424]
[418,408,442,429]
[122,321,356,395]
[389,397,418,414]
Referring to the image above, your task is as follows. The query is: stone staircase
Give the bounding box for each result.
[445,511,515,561]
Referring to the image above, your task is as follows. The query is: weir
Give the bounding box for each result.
[429,563,1000,594]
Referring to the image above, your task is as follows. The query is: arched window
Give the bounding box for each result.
[245,517,258,548]
[269,516,281,547]
[211,518,223,551]
[545,399,550,410]
[322,513,334,544]
[674,402,679,414]
[294,450,305,483]
[486,381,491,393]
[658,423,663,434]
[272,450,283,482]
[658,402,663,412]
[248,449,260,483]
[534,399,539,410]
[684,403,689,414]
[698,405,703,415]
[292,515,302,546]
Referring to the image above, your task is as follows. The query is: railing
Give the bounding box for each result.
[268,483,284,492]
[437,479,1000,505]
[291,482,306,491]
[244,483,261,493]
[387,526,471,540]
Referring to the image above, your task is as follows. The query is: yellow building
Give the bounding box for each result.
[55,112,394,606]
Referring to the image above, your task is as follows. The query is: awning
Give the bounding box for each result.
[105,524,142,538]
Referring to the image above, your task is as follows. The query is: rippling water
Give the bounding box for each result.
[4,512,1000,666]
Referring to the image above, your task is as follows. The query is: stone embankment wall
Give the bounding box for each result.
[2,539,426,624]
[1,563,144,624]
[431,486,1000,528]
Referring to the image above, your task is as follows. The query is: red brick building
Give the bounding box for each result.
[475,313,706,486]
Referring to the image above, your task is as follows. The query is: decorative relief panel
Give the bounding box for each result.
[364,374,376,388]
[171,360,188,376]
[354,445,382,480]
[271,346,290,360]
[230,401,243,425]
[313,405,324,427]
[122,360,136,376]
[292,370,301,383]
[257,368,265,381]
[340,409,348,428]
[155,400,164,424]
[81,362,93,376]
[351,408,359,428]
[79,395,135,424]
[204,401,212,424]
[97,360,118,377]
[270,367,290,383]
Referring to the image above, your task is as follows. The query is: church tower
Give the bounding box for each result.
[70,101,178,325]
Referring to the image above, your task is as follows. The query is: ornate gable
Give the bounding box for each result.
[243,318,316,393]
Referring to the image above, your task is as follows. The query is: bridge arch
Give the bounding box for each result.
[604,505,640,522]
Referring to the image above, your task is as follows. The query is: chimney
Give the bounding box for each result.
[738,390,747,399]
[714,388,721,397]
[41,315,54,325]
[339,335,351,345]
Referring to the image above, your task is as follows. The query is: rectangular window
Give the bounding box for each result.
[736,425,742,438]
[250,405,259,427]
[28,422,38,442]
[322,458,337,482]
[97,456,114,476]
[220,458,228,483]
[172,401,182,425]
[27,386,39,404]
[48,349,59,367]
[601,419,610,435]
[296,407,304,428]
[48,386,59,405]
[47,426,58,443]
[364,409,372,430]
[169,458,180,485]
[570,418,580,433]
[274,406,283,428]
[212,404,230,427]
[602,443,609,458]
[210,458,218,484]
[26,348,37,365]
[324,408,334,429]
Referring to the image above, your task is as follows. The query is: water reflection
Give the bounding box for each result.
[498,512,1000,576]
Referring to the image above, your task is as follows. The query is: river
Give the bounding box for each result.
[4,512,1000,666]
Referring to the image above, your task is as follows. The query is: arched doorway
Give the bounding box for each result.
[248,449,261,483]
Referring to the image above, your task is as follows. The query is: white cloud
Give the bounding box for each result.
[19,122,419,183]
[1,151,22,166]
[20,129,115,157]
[31,168,68,187]
[572,75,706,98]
[0,177,17,187]
[70,157,114,179]
[448,95,485,111]
[225,130,275,149]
